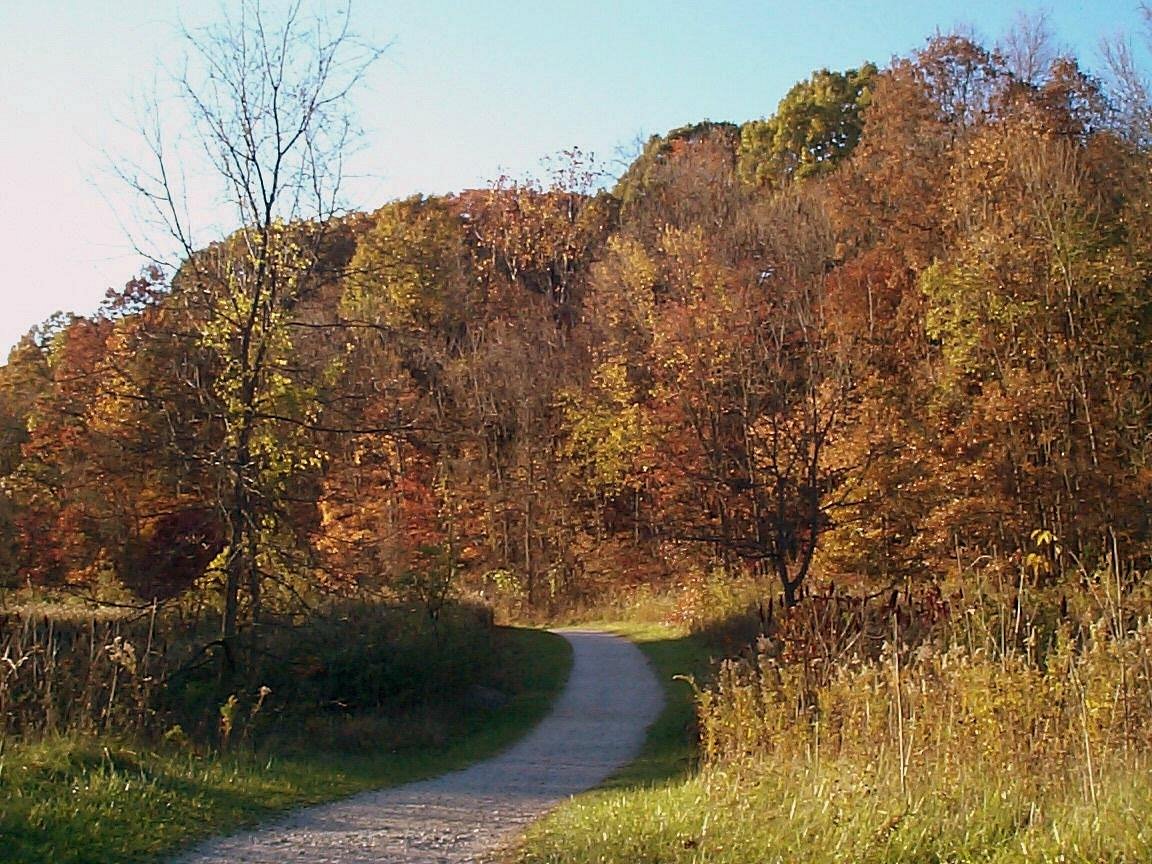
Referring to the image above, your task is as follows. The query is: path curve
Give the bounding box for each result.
[172,629,664,863]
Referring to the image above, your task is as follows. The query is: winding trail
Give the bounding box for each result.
[172,629,664,863]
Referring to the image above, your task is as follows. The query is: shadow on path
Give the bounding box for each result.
[171,629,663,864]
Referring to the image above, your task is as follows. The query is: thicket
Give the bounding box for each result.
[0,600,502,750]
[699,564,1151,783]
[511,565,1152,863]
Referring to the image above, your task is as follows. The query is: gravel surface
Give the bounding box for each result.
[170,629,664,863]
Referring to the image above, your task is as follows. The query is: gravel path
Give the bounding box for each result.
[171,629,664,863]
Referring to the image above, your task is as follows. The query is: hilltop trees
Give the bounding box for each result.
[3,27,1150,628]
[738,64,876,188]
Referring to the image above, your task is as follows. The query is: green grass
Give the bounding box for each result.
[513,621,1152,864]
[514,758,1152,863]
[0,626,572,864]
[597,622,714,787]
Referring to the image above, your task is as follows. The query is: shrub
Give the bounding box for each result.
[1,599,500,750]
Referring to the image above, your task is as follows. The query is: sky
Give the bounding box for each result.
[0,0,1144,358]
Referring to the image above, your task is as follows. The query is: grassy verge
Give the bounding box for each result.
[509,622,714,863]
[0,626,571,864]
[597,623,713,787]
[515,608,1152,863]
[513,758,1152,863]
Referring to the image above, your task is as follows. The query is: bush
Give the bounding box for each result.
[1,599,500,750]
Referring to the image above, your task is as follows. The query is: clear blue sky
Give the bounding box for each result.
[0,0,1143,357]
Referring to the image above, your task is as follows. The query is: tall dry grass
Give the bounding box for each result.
[0,598,501,747]
[696,565,1152,806]
[0,604,164,739]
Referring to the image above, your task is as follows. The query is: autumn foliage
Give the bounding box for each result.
[2,33,1150,641]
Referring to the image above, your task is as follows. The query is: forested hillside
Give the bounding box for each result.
[5,15,1152,861]
[3,32,1148,627]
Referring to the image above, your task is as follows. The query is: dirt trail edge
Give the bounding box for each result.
[171,629,665,864]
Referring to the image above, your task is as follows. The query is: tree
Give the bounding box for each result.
[920,100,1150,572]
[831,35,1008,269]
[0,333,53,587]
[614,122,741,244]
[640,188,863,607]
[468,149,614,313]
[738,64,877,188]
[122,1,380,641]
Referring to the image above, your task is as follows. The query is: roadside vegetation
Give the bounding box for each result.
[0,605,571,864]
[4,2,1152,862]
[515,573,1152,863]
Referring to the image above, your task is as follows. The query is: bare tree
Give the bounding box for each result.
[1102,9,1152,148]
[998,9,1057,86]
[121,1,380,642]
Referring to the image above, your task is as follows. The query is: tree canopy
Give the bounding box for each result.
[3,29,1151,630]
[738,63,877,187]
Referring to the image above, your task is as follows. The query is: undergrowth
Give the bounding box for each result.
[0,619,572,864]
[0,600,507,745]
[516,563,1152,863]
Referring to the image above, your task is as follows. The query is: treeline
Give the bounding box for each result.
[1,31,1150,638]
